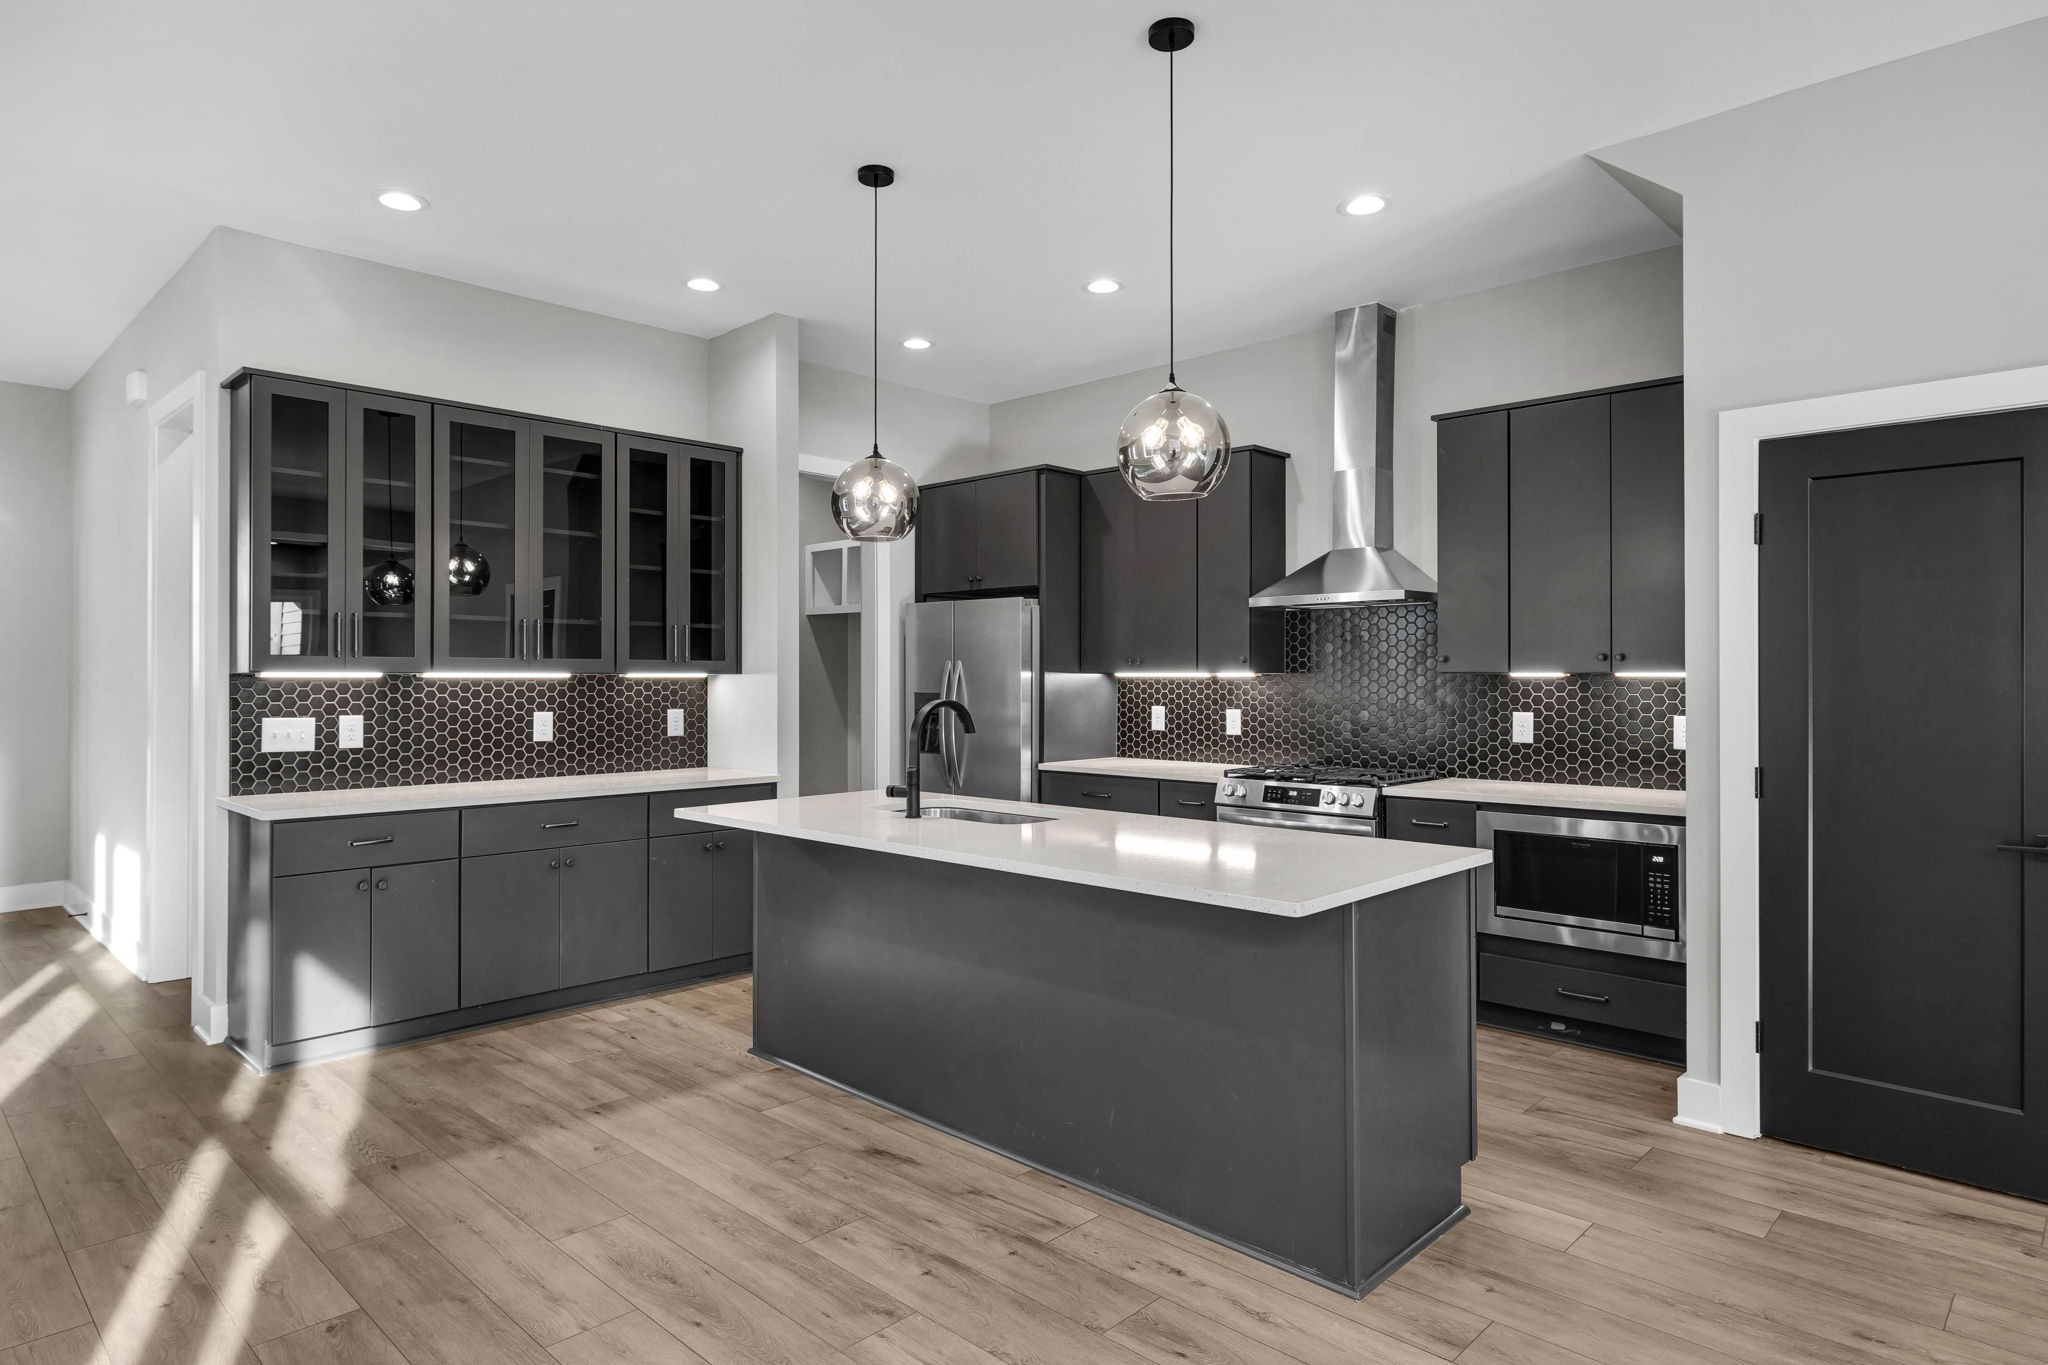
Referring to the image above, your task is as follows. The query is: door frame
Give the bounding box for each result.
[797,453,896,789]
[139,372,228,1034]
[1708,361,2048,1139]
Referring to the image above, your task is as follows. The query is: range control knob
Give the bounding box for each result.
[1351,792,1368,808]
[1321,789,1337,806]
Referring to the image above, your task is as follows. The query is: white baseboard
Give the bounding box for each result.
[1673,1073,1737,1135]
[192,991,229,1044]
[0,881,72,914]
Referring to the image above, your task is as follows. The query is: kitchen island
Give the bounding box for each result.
[691,789,1489,1298]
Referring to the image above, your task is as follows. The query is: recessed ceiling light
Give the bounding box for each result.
[377,190,428,212]
[1339,193,1388,216]
[901,337,932,350]
[1085,278,1122,294]
[685,277,721,292]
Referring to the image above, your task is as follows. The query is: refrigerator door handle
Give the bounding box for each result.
[951,657,970,788]
[937,658,960,790]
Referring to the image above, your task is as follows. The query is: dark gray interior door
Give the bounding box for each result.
[1760,407,2048,1199]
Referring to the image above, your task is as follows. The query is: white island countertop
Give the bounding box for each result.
[691,789,1488,918]
[1389,778,1684,818]
[1038,757,1237,784]
[220,768,778,821]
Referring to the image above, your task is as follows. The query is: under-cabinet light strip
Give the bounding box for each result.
[255,670,383,680]
[1615,670,1686,679]
[623,671,711,679]
[1508,671,1568,679]
[1114,671,1262,679]
[422,671,573,680]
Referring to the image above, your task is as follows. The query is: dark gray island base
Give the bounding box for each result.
[750,835,1476,1298]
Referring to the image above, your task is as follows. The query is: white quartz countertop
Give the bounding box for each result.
[1038,757,1237,784]
[1388,778,1685,818]
[690,789,1488,918]
[219,768,778,821]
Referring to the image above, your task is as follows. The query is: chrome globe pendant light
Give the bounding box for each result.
[446,427,490,596]
[1116,16,1230,501]
[364,422,415,607]
[831,164,920,541]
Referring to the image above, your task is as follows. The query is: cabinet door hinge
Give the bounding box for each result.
[1753,767,1762,799]
[1755,1021,1764,1053]
[1753,512,1764,545]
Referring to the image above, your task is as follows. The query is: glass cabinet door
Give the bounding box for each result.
[345,393,431,671]
[249,377,345,670]
[531,423,615,671]
[619,437,683,669]
[682,448,739,672]
[434,407,528,669]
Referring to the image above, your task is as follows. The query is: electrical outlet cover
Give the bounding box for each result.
[1150,705,1166,732]
[666,708,687,738]
[260,717,316,753]
[1225,707,1243,737]
[1511,711,1535,745]
[1673,715,1688,750]
[337,715,365,749]
[532,711,555,742]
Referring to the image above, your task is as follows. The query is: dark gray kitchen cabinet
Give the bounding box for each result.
[1196,447,1289,674]
[1434,412,1510,674]
[914,468,1081,670]
[368,859,459,1024]
[707,829,757,959]
[1382,797,1477,847]
[271,868,372,1043]
[1040,770,1161,815]
[460,847,561,1006]
[560,838,648,987]
[1510,394,1613,675]
[649,827,756,968]
[532,421,616,671]
[1081,471,1199,673]
[1610,383,1685,674]
[234,375,433,673]
[1159,779,1219,820]
[617,435,745,674]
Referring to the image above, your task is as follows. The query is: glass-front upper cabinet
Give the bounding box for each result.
[235,376,345,672]
[613,438,739,674]
[345,393,432,672]
[531,422,615,672]
[433,407,530,671]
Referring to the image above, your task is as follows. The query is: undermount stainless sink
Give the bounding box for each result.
[918,806,1054,825]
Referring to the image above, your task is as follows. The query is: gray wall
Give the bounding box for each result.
[799,361,992,483]
[0,380,73,895]
[796,478,860,796]
[1597,16,2048,1103]
[988,248,1683,579]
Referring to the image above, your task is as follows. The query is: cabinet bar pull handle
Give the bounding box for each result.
[348,836,394,847]
[1082,791,1113,800]
[1409,819,1450,829]
[332,610,342,657]
[1995,842,2048,854]
[352,611,362,658]
[541,820,579,829]
[509,592,518,658]
[1555,988,1611,1004]
[1176,799,1208,807]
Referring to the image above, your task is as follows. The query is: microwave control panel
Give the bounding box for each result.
[1644,851,1679,936]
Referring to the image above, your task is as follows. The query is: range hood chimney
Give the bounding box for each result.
[1249,304,1437,608]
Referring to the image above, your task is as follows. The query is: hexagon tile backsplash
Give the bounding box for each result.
[1117,605,1685,789]
[230,675,708,795]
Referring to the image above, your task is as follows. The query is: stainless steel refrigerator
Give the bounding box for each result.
[904,597,1110,801]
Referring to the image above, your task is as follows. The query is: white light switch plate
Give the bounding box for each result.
[666,708,687,738]
[1225,707,1243,736]
[1511,711,1535,745]
[337,715,364,749]
[1673,715,1688,750]
[1150,705,1166,732]
[261,717,316,753]
[532,711,554,742]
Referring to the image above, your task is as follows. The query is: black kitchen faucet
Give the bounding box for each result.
[887,698,974,818]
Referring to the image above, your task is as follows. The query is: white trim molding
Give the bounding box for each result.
[0,882,73,915]
[1716,362,2048,1141]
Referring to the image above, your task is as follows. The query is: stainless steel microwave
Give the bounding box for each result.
[1476,810,1684,962]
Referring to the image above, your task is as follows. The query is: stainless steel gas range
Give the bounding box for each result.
[1212,765,1439,837]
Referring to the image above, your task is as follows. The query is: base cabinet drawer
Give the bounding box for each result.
[1382,797,1477,847]
[463,795,645,856]
[1159,779,1218,821]
[1478,950,1684,1038]
[273,810,459,877]
[1040,771,1159,815]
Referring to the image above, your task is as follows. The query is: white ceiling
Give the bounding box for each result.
[4,0,2044,401]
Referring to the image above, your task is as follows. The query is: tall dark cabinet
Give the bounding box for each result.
[234,376,434,674]
[1080,447,1289,675]
[1433,378,1683,676]
[618,435,741,674]
[230,369,740,677]
[914,467,1081,672]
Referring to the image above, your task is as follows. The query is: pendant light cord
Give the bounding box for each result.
[1167,43,1177,389]
[872,179,881,458]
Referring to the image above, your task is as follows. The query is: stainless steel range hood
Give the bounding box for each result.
[1249,304,1437,608]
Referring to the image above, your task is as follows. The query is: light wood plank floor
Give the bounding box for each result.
[5,902,2047,1365]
